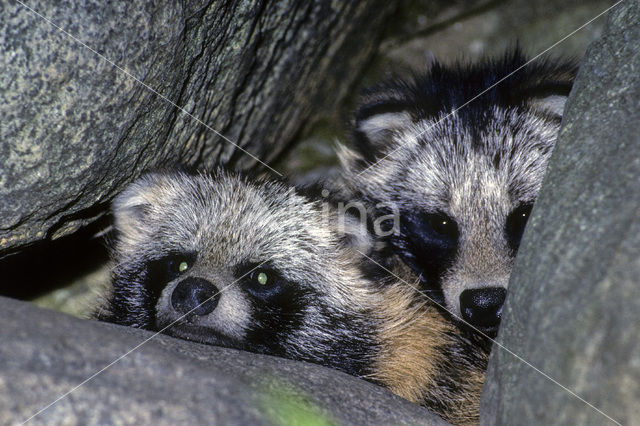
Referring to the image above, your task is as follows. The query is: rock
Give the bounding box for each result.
[0,296,446,425]
[379,0,611,70]
[481,2,640,425]
[0,0,395,256]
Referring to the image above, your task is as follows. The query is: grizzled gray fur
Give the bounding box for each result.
[338,49,577,336]
[98,169,487,425]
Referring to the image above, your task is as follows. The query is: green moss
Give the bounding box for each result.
[258,379,336,426]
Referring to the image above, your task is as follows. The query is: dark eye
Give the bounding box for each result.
[395,211,459,290]
[164,254,196,282]
[146,252,196,298]
[237,264,281,289]
[427,213,459,239]
[250,270,271,286]
[168,257,191,274]
[505,203,534,251]
[239,265,287,299]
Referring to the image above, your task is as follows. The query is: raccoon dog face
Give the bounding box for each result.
[103,169,379,376]
[339,50,576,336]
[101,169,489,424]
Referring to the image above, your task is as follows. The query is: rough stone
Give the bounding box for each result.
[0,0,395,255]
[481,2,640,425]
[381,0,612,69]
[0,296,446,425]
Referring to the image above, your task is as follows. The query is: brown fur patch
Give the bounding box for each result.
[370,283,485,426]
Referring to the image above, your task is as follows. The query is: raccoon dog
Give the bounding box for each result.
[338,49,577,336]
[98,169,487,425]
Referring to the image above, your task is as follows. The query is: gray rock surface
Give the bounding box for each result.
[0,296,446,425]
[0,0,394,255]
[481,2,640,425]
[381,0,611,69]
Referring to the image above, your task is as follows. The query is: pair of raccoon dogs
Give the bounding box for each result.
[99,49,575,424]
[100,169,486,425]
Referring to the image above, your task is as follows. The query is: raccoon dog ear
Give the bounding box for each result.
[356,109,413,148]
[351,86,417,159]
[353,106,414,157]
[112,173,175,239]
[519,65,576,119]
[527,93,570,118]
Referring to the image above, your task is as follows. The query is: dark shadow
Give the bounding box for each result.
[0,217,111,300]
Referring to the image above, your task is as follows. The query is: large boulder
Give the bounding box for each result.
[0,0,395,256]
[481,2,640,425]
[0,296,446,425]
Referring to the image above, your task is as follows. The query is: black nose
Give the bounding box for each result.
[171,277,219,316]
[460,287,507,328]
